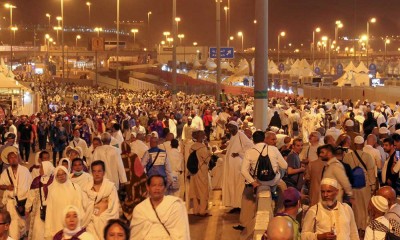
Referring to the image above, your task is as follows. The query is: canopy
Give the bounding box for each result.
[335,71,370,87]
[344,61,356,72]
[355,61,369,73]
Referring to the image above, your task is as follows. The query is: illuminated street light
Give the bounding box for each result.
[86,2,91,27]
[178,34,185,45]
[193,42,198,46]
[237,31,244,52]
[384,38,390,61]
[53,26,62,44]
[94,27,103,37]
[278,31,286,63]
[366,17,376,65]
[75,35,81,47]
[11,26,17,41]
[46,13,51,27]
[335,20,343,45]
[167,37,173,46]
[175,17,181,33]
[131,28,139,45]
[163,31,170,42]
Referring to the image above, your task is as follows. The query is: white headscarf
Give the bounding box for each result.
[58,158,71,173]
[62,205,83,238]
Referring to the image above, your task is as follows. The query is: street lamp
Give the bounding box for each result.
[228,36,234,47]
[131,28,138,46]
[175,17,181,33]
[11,26,17,41]
[75,35,81,47]
[86,2,91,27]
[335,20,343,44]
[366,17,376,65]
[224,6,228,46]
[312,27,321,68]
[193,42,198,46]
[46,13,51,27]
[167,37,173,47]
[277,31,285,63]
[53,26,62,44]
[163,31,170,42]
[178,34,185,45]
[5,3,16,74]
[147,11,152,48]
[237,31,244,52]
[384,38,390,61]
[94,27,103,37]
[56,16,62,27]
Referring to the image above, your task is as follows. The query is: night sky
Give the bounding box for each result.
[5,0,400,49]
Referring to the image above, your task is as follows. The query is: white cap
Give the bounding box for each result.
[354,136,364,145]
[228,121,239,128]
[321,178,338,189]
[379,127,389,135]
[348,107,353,111]
[371,196,389,213]
[345,119,354,127]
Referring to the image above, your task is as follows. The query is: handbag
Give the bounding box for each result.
[6,169,27,217]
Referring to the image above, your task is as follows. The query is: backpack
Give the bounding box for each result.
[292,121,299,131]
[340,161,355,186]
[351,151,367,189]
[187,147,204,175]
[253,145,276,181]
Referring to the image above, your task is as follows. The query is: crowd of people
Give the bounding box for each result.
[0,82,399,240]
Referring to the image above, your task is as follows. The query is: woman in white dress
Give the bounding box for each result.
[53,205,94,240]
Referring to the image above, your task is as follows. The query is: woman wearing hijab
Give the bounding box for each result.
[53,205,94,240]
[26,161,55,240]
[58,158,72,173]
[363,111,378,139]
[45,166,84,240]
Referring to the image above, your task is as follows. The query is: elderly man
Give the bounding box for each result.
[299,131,321,163]
[0,147,32,240]
[222,121,254,213]
[265,217,294,240]
[364,196,391,240]
[344,119,361,151]
[343,135,377,231]
[301,178,359,240]
[130,175,190,240]
[93,132,127,190]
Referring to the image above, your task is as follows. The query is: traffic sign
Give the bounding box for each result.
[209,47,234,59]
[91,37,104,51]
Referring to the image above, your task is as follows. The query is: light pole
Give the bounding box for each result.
[53,26,61,44]
[334,20,343,44]
[167,37,173,47]
[5,3,16,74]
[131,29,138,46]
[366,17,376,66]
[46,13,51,27]
[60,0,65,82]
[75,35,81,47]
[147,11,152,48]
[86,2,91,27]
[175,17,181,34]
[224,6,228,46]
[94,27,103,37]
[11,26,17,41]
[277,31,285,63]
[384,38,390,61]
[178,34,184,45]
[163,32,170,42]
[172,0,177,106]
[116,0,120,95]
[216,0,222,104]
[56,16,62,27]
[312,27,320,68]
[237,31,243,52]
[228,36,234,47]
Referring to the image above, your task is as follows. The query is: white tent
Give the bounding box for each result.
[234,59,249,76]
[344,61,356,72]
[268,60,280,74]
[193,60,202,69]
[205,58,217,70]
[335,71,370,87]
[355,61,369,73]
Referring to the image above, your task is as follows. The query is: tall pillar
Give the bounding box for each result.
[254,0,268,131]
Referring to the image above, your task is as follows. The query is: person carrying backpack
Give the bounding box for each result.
[237,131,288,236]
[187,130,212,217]
[343,136,377,233]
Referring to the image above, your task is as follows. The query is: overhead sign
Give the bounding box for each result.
[209,47,234,59]
[278,63,285,72]
[91,37,104,51]
[337,63,343,76]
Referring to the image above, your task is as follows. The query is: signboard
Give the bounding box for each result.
[314,67,321,75]
[278,63,285,72]
[369,63,377,76]
[209,47,234,59]
[91,37,104,51]
[337,63,343,76]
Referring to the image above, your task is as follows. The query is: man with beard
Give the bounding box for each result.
[301,178,359,240]
[382,137,400,193]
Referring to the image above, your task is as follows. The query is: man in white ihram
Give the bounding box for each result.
[92,132,127,190]
[222,121,254,213]
[130,175,190,240]
[301,178,359,240]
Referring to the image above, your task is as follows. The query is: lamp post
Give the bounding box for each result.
[46,13,51,27]
[178,34,184,45]
[56,16,62,27]
[116,0,120,95]
[75,35,81,47]
[167,37,173,47]
[366,17,376,66]
[312,27,320,68]
[60,0,65,82]
[53,26,61,44]
[175,17,181,34]
[94,27,102,37]
[228,36,234,47]
[224,6,228,46]
[163,32,170,42]
[216,0,222,104]
[237,31,243,52]
[334,20,343,44]
[277,31,285,63]
[5,3,16,74]
[384,38,390,61]
[147,11,151,48]
[131,29,138,46]
[86,2,91,27]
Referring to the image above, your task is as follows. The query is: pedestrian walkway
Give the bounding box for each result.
[189,190,240,240]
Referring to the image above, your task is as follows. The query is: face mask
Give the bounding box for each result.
[73,170,84,176]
